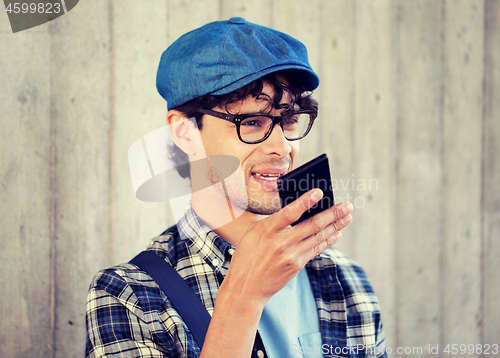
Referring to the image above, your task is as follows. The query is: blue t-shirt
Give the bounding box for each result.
[258,268,324,358]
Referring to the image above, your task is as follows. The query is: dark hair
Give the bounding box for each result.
[169,70,319,179]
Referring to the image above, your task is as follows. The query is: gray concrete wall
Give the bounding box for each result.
[1,0,498,356]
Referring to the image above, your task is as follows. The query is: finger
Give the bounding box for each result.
[266,188,324,231]
[292,201,354,243]
[296,229,343,266]
[295,221,337,254]
[332,213,353,233]
[313,231,342,257]
[308,225,345,261]
[295,208,353,259]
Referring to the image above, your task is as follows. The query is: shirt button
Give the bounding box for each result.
[228,248,235,256]
[257,350,265,358]
[212,258,220,267]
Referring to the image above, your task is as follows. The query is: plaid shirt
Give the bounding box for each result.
[86,207,387,358]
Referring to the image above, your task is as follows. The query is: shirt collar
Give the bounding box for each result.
[176,205,235,272]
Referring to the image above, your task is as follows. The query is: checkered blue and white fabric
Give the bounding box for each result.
[85,207,387,358]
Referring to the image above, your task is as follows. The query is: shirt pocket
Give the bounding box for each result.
[298,332,324,358]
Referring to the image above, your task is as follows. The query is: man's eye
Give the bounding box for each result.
[241,120,259,126]
[241,117,268,127]
[283,116,299,124]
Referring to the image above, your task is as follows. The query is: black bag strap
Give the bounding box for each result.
[130,250,211,348]
[130,250,268,357]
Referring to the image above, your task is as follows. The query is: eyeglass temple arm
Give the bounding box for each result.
[197,109,235,123]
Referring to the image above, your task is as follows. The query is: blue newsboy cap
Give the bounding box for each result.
[157,17,320,110]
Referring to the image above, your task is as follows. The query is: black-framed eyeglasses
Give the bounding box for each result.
[197,108,317,144]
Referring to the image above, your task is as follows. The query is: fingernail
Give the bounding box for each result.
[311,189,322,202]
[342,202,353,215]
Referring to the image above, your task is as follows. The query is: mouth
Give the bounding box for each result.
[249,160,291,191]
[251,172,284,181]
[250,168,288,190]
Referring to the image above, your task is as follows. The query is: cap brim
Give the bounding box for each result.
[210,64,320,96]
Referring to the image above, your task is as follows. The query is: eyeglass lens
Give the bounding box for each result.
[239,113,311,142]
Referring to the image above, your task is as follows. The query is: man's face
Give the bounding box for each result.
[198,81,299,215]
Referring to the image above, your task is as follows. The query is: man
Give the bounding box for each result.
[86,18,386,358]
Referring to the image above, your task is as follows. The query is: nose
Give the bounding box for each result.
[260,122,293,157]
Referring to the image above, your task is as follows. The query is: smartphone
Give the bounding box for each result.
[277,154,335,226]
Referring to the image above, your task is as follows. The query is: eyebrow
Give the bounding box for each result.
[233,106,296,117]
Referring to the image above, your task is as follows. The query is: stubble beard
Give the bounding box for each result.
[213,169,282,216]
[245,192,281,215]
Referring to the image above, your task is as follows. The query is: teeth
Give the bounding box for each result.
[253,173,280,180]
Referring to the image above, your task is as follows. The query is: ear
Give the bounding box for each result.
[167,110,199,156]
